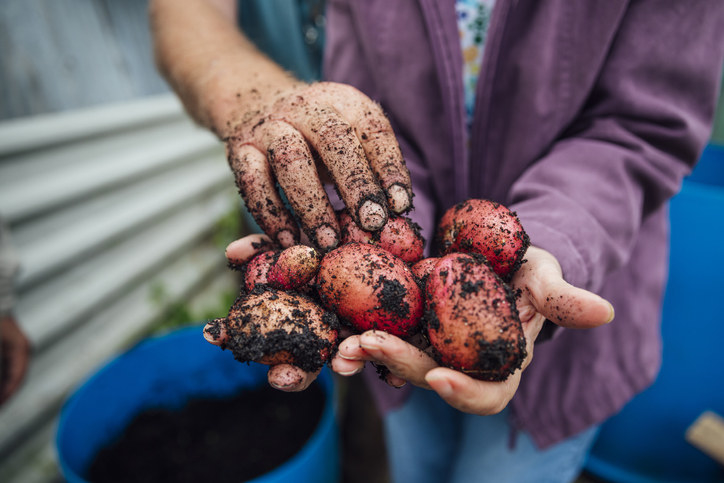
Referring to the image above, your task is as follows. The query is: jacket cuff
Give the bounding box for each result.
[511,217,590,291]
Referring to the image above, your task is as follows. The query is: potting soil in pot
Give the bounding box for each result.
[87,382,324,483]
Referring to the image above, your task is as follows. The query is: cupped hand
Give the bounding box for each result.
[331,246,615,414]
[203,234,319,392]
[225,82,413,252]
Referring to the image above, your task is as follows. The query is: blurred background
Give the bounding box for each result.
[0,1,240,481]
[0,1,723,482]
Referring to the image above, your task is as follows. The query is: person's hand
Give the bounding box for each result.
[152,2,411,249]
[225,82,413,252]
[0,314,30,405]
[331,246,615,414]
[204,234,320,392]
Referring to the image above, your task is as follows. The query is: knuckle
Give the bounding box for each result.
[316,117,354,149]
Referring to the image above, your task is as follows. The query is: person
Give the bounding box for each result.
[0,217,30,405]
[149,0,724,481]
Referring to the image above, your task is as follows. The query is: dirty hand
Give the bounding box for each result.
[204,234,322,392]
[225,81,413,252]
[331,246,615,414]
[0,315,30,405]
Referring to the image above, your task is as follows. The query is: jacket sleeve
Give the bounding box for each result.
[508,1,724,292]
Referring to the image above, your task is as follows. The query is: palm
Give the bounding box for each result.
[332,246,614,415]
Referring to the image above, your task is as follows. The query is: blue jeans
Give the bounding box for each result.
[383,388,599,483]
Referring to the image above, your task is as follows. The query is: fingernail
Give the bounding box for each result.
[338,367,363,376]
[337,352,360,361]
[269,378,299,390]
[277,230,295,248]
[315,225,338,250]
[387,185,410,213]
[426,372,453,397]
[225,239,244,256]
[605,301,615,324]
[358,200,386,231]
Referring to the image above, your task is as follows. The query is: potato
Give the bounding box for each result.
[437,199,530,280]
[410,257,440,286]
[243,250,279,292]
[424,253,526,381]
[267,245,321,290]
[338,209,424,264]
[316,242,423,337]
[338,209,374,245]
[212,287,339,372]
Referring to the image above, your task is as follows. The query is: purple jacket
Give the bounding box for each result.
[324,0,724,448]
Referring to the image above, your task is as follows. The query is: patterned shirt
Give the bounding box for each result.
[455,0,496,128]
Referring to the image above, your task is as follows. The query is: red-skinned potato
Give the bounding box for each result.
[437,199,530,280]
[208,287,339,372]
[377,216,425,264]
[338,209,374,245]
[424,253,526,381]
[411,257,440,286]
[316,242,423,337]
[267,245,321,290]
[243,250,279,292]
[338,210,424,264]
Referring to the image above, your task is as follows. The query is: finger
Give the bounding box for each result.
[258,120,340,251]
[203,318,228,345]
[275,95,388,231]
[330,355,365,376]
[335,335,372,360]
[356,330,438,388]
[267,364,319,392]
[515,247,615,329]
[425,367,521,415]
[316,83,413,214]
[225,234,274,267]
[519,314,545,372]
[385,372,407,388]
[538,282,615,329]
[227,141,299,247]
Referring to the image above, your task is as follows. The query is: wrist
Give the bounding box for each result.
[200,64,304,139]
[150,0,304,139]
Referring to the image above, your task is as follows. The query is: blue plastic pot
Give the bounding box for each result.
[56,325,340,483]
[585,144,724,482]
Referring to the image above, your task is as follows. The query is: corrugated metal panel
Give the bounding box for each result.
[0,95,241,481]
[0,0,169,120]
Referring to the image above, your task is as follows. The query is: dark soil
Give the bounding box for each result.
[87,382,325,483]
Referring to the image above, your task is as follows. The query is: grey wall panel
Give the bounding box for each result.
[0,95,241,481]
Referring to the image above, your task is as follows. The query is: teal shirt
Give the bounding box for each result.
[238,0,325,82]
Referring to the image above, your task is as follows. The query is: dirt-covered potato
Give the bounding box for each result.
[243,250,279,292]
[316,242,423,337]
[424,253,526,381]
[267,245,321,290]
[437,199,530,280]
[410,257,440,287]
[210,288,339,372]
[338,210,424,264]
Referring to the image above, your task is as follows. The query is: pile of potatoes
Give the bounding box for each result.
[211,199,530,382]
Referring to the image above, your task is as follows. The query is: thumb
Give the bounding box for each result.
[515,247,614,329]
[537,277,614,329]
